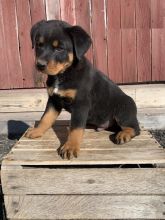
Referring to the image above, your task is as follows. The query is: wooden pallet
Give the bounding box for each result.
[1,122,165,219]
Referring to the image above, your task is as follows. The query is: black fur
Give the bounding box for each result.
[31,20,140,142]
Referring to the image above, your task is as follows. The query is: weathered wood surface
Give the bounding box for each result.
[1,122,165,219]
[0,85,165,113]
[4,195,165,219]
[1,107,165,133]
[2,168,165,195]
[2,128,164,166]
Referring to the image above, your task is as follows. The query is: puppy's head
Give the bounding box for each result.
[31,20,92,75]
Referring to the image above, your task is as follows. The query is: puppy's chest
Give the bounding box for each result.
[47,80,77,100]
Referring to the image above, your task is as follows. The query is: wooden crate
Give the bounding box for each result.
[1,122,165,219]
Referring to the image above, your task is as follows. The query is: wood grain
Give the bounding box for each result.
[45,0,61,20]
[75,0,93,62]
[29,0,46,25]
[2,168,165,195]
[3,146,165,166]
[16,0,35,88]
[122,29,137,83]
[5,195,165,219]
[60,0,76,25]
[0,85,165,113]
[91,0,108,74]
[29,0,46,88]
[0,1,10,89]
[151,0,165,28]
[121,0,136,28]
[107,0,121,28]
[1,0,23,89]
[136,0,151,28]
[107,29,122,83]
[152,29,165,81]
[137,29,151,82]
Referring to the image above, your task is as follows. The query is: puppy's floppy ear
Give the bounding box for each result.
[66,26,92,60]
[30,20,46,49]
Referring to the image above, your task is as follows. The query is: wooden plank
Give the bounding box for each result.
[151,0,165,28]
[0,89,47,113]
[91,0,108,75]
[136,0,151,28]
[0,1,10,89]
[16,0,35,88]
[107,0,121,29]
[5,195,165,219]
[138,113,165,130]
[14,139,158,150]
[19,128,153,141]
[0,85,165,113]
[136,84,165,108]
[152,29,165,81]
[1,0,23,89]
[107,29,122,83]
[121,0,136,28]
[29,0,46,25]
[2,168,165,195]
[106,0,122,82]
[3,146,165,166]
[137,29,151,82]
[75,0,93,62]
[135,0,151,82]
[122,29,137,83]
[29,0,46,88]
[45,0,61,20]
[60,0,76,25]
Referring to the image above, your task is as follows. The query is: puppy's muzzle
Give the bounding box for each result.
[36,59,47,71]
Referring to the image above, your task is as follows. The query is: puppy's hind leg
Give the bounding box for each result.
[114,96,140,144]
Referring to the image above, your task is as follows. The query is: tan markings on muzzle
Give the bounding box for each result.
[46,52,74,75]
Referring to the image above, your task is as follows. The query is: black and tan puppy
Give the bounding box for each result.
[26,20,140,159]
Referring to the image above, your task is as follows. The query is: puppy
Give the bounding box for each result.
[26,20,140,159]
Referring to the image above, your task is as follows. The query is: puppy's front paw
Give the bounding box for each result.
[57,142,80,160]
[25,127,44,139]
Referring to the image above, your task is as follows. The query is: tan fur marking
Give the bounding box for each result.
[46,53,74,75]
[68,128,84,146]
[47,61,69,75]
[57,89,77,99]
[116,127,135,144]
[39,108,59,131]
[52,40,59,47]
[58,128,84,159]
[25,108,59,139]
[68,52,74,63]
[121,127,135,137]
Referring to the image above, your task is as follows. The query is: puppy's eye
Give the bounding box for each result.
[37,42,44,48]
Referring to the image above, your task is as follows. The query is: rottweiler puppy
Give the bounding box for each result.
[26,20,140,159]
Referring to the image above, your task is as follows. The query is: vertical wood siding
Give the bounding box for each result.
[0,0,165,89]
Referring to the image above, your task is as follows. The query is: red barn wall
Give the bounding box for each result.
[0,0,165,89]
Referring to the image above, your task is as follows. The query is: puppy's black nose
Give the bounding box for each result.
[36,60,47,71]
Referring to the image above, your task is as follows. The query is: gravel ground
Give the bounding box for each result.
[150,130,165,147]
[0,130,165,220]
